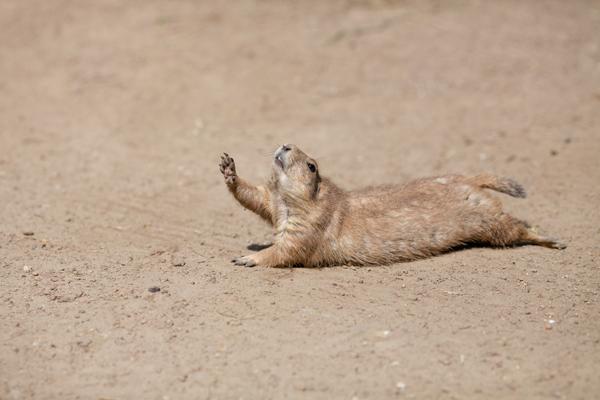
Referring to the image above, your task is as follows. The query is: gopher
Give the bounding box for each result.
[219,144,565,267]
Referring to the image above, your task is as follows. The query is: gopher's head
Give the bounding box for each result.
[271,144,320,200]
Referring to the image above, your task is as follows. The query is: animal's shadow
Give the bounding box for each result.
[246,243,272,251]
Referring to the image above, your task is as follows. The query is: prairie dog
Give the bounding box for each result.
[219,144,565,267]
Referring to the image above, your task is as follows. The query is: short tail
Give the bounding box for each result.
[468,174,527,198]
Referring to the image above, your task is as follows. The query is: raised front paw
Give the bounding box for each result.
[231,255,257,268]
[219,153,237,186]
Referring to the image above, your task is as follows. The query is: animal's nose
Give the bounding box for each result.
[281,144,291,152]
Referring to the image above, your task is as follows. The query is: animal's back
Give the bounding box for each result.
[338,176,506,264]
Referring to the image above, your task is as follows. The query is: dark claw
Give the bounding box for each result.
[231,257,256,268]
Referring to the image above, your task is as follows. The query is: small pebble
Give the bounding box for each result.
[23,231,34,236]
[550,149,558,156]
[148,286,161,293]
[396,382,406,391]
[375,330,391,338]
[544,319,557,330]
[23,265,32,273]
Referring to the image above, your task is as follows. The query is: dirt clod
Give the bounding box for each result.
[172,259,186,267]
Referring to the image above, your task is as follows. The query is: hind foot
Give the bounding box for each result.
[541,237,567,250]
[525,231,567,249]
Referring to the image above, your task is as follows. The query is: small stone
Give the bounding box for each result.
[148,286,161,293]
[375,330,391,338]
[396,381,406,391]
[544,319,557,330]
[23,265,32,273]
[550,149,558,156]
[23,231,34,236]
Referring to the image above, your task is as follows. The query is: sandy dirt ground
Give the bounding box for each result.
[1,1,600,399]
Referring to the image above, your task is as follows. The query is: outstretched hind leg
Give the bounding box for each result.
[484,214,566,249]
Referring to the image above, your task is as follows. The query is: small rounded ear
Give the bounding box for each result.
[311,172,321,199]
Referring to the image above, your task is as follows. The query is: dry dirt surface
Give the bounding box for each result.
[1,1,600,399]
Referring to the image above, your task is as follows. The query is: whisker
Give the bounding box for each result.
[256,151,276,158]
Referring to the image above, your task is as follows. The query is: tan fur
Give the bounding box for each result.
[219,145,565,268]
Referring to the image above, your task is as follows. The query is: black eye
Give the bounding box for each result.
[307,163,316,173]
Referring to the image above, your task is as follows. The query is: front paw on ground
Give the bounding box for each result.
[231,256,257,268]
